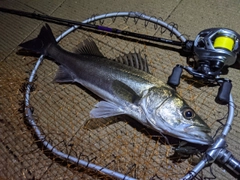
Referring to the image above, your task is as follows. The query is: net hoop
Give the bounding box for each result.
[24,11,235,179]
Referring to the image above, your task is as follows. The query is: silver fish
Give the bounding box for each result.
[19,24,213,145]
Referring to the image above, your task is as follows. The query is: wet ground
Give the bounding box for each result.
[1,0,240,179]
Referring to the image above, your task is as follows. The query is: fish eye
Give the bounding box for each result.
[182,108,195,120]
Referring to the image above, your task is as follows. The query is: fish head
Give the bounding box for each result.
[140,86,213,145]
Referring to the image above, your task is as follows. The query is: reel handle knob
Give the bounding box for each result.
[167,65,183,88]
[216,81,232,104]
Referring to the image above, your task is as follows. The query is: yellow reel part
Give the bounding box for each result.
[213,36,234,51]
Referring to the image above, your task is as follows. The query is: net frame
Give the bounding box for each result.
[23,11,236,179]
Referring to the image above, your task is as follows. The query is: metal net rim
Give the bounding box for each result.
[23,11,235,179]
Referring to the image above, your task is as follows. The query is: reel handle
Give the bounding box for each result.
[168,65,233,105]
[167,65,183,88]
[216,81,232,105]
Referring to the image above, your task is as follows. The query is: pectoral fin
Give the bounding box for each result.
[112,80,141,104]
[90,101,125,118]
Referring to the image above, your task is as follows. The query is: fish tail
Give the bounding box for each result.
[19,23,56,55]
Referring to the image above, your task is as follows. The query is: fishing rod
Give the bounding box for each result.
[0,7,182,46]
[1,7,240,104]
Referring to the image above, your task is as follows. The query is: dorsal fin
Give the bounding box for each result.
[75,39,150,73]
[112,50,150,73]
[75,39,104,57]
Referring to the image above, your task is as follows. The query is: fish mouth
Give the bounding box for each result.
[183,126,213,145]
[185,125,211,133]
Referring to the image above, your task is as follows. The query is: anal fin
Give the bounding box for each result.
[53,65,75,83]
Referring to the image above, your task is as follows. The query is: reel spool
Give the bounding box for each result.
[214,34,235,51]
[193,28,240,77]
[168,28,240,104]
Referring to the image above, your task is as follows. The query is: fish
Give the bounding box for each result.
[19,24,213,145]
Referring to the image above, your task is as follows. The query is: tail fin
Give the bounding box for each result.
[19,23,56,55]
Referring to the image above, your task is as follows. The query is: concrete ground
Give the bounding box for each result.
[1,0,240,179]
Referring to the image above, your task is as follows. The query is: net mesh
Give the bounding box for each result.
[0,14,236,180]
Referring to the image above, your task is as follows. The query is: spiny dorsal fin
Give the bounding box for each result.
[75,39,104,57]
[112,50,150,73]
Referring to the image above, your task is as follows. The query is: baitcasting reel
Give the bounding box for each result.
[168,28,240,104]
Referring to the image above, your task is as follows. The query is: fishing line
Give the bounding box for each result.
[213,101,238,139]
[203,166,217,180]
[212,113,229,139]
[151,174,164,180]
